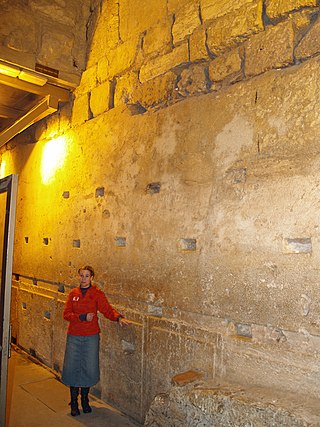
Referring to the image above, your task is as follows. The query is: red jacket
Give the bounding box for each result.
[63,285,122,336]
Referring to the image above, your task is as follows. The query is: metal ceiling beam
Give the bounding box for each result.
[0,96,59,147]
[0,73,70,102]
[0,105,21,119]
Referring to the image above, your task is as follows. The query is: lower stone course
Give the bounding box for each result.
[144,375,320,426]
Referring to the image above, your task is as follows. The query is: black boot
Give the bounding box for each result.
[69,386,80,416]
[81,387,92,413]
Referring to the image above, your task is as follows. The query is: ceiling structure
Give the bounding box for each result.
[0,60,72,148]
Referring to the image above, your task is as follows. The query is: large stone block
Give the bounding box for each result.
[134,72,177,109]
[29,0,81,26]
[206,0,263,55]
[209,48,242,82]
[90,81,111,117]
[77,65,97,95]
[71,93,89,127]
[201,0,255,22]
[190,27,208,62]
[0,9,36,53]
[107,37,139,79]
[114,71,140,107]
[172,1,201,45]
[144,382,314,426]
[139,43,189,83]
[143,20,173,57]
[245,21,294,77]
[37,29,75,72]
[265,0,317,20]
[100,312,144,421]
[119,0,167,41]
[177,64,210,97]
[295,16,320,60]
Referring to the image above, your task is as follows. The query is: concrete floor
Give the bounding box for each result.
[5,347,140,427]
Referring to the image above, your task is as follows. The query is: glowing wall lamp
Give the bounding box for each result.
[41,136,67,184]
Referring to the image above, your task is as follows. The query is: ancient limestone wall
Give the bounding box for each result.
[0,0,92,85]
[4,0,320,424]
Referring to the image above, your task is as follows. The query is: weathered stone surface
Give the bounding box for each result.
[295,16,320,60]
[139,42,189,83]
[87,0,120,66]
[90,81,111,117]
[77,65,97,96]
[38,30,75,71]
[177,64,210,96]
[71,93,89,127]
[134,72,177,109]
[0,1,90,83]
[245,20,294,77]
[119,0,167,41]
[29,0,82,26]
[114,71,140,107]
[144,383,313,426]
[107,38,139,79]
[265,0,317,20]
[209,48,242,82]
[172,1,201,45]
[190,27,208,62]
[206,0,264,55]
[201,0,255,22]
[0,9,36,53]
[143,20,172,57]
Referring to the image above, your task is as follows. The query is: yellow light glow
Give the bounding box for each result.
[41,136,67,184]
[0,159,6,178]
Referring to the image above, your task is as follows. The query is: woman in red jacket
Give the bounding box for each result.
[62,265,129,416]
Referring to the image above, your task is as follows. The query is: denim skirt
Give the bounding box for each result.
[61,334,100,387]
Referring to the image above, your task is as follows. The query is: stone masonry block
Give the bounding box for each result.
[139,43,189,83]
[206,0,263,55]
[119,0,167,41]
[201,0,254,22]
[295,16,320,60]
[172,1,201,45]
[37,29,74,72]
[97,57,109,84]
[265,0,317,20]
[107,37,139,79]
[71,93,89,127]
[143,20,172,57]
[177,64,209,96]
[245,21,294,77]
[76,65,97,96]
[90,81,111,117]
[1,9,36,53]
[190,27,208,62]
[29,0,79,26]
[133,72,177,109]
[167,0,186,13]
[114,72,140,107]
[209,48,242,82]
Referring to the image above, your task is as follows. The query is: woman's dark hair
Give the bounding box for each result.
[78,265,95,277]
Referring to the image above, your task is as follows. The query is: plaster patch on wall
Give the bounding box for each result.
[214,115,253,172]
[268,116,288,136]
